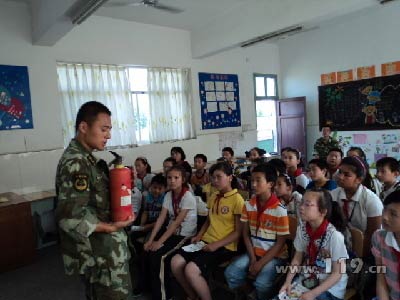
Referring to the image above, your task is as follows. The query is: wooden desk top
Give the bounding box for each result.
[0,190,56,207]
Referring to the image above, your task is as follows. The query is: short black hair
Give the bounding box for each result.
[384,190,400,206]
[266,158,286,175]
[376,157,400,173]
[308,159,329,171]
[163,157,176,164]
[252,164,277,183]
[151,174,167,187]
[171,147,186,160]
[347,147,366,161]
[75,101,111,133]
[222,147,234,156]
[328,147,343,158]
[194,154,207,163]
[250,147,267,156]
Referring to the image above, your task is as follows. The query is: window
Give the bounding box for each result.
[57,63,194,147]
[253,74,278,153]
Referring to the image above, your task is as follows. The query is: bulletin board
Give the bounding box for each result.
[0,65,33,130]
[198,72,241,130]
[318,74,400,131]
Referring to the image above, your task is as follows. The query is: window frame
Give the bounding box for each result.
[253,73,279,101]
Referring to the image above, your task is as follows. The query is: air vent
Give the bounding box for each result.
[240,25,304,48]
[70,0,110,25]
[378,0,397,4]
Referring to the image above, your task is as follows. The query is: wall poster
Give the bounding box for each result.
[0,64,33,130]
[198,72,241,130]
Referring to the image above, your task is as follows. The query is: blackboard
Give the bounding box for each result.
[318,74,400,131]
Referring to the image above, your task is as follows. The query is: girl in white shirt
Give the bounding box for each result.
[282,147,309,194]
[330,156,383,257]
[279,188,348,300]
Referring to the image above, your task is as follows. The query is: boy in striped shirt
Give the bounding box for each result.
[225,164,289,300]
[372,190,400,300]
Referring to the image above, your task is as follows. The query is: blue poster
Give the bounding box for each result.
[0,65,33,130]
[198,72,241,130]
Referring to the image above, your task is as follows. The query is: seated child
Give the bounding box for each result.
[171,162,244,300]
[376,157,400,201]
[326,148,343,181]
[347,146,382,196]
[144,165,197,300]
[191,154,210,187]
[371,190,400,300]
[275,173,302,218]
[279,188,348,300]
[222,146,235,166]
[248,147,267,162]
[306,159,337,191]
[162,157,176,176]
[225,164,289,300]
[135,156,155,193]
[282,147,309,194]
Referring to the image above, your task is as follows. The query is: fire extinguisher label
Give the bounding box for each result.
[121,195,131,206]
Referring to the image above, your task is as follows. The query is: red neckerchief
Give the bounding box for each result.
[213,190,238,214]
[306,219,329,265]
[393,245,400,274]
[288,168,302,177]
[256,194,280,234]
[341,199,352,220]
[172,187,188,218]
[195,169,206,179]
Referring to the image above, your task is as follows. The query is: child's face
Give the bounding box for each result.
[134,160,146,174]
[167,169,183,191]
[249,150,260,161]
[299,191,325,222]
[327,151,342,168]
[211,169,232,192]
[376,166,399,184]
[171,151,182,162]
[163,161,173,175]
[194,158,206,170]
[222,151,233,162]
[382,202,400,233]
[274,177,292,198]
[347,150,359,158]
[282,151,299,169]
[309,163,327,181]
[337,164,362,190]
[150,183,165,198]
[251,172,273,196]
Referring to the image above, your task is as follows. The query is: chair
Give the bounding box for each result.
[344,227,364,300]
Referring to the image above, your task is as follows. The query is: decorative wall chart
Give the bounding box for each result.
[319,74,400,131]
[0,65,33,130]
[198,72,241,130]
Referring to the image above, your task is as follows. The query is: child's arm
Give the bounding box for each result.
[242,221,256,263]
[140,211,148,227]
[280,251,303,294]
[149,208,189,251]
[249,234,288,276]
[203,214,242,252]
[300,259,345,300]
[144,207,168,251]
[375,256,390,300]
[192,217,210,243]
[363,216,382,257]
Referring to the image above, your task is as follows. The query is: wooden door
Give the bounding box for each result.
[277,97,307,162]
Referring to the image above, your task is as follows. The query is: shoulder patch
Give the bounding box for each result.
[73,173,89,192]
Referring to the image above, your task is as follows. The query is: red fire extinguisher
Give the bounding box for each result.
[109,151,134,222]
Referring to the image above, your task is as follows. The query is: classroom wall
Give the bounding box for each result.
[0,2,279,193]
[278,2,400,162]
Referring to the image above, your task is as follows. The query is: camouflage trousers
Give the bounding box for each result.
[81,264,132,300]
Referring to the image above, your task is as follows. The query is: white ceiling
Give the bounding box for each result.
[96,0,248,31]
[1,0,395,58]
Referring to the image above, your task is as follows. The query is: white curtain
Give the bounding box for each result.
[57,63,137,147]
[148,68,194,143]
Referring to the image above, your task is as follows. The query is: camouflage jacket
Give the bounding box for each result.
[313,137,339,160]
[55,139,129,286]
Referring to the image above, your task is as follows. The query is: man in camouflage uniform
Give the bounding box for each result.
[55,101,134,300]
[313,125,340,161]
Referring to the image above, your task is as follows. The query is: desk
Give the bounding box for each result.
[0,192,36,273]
